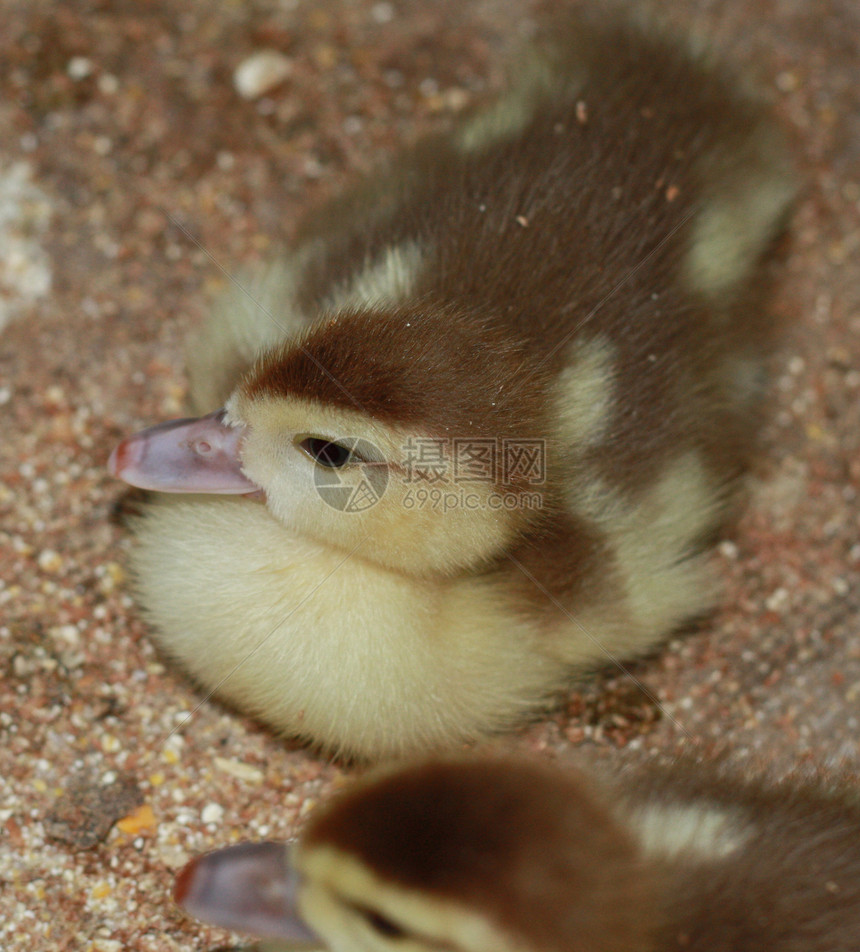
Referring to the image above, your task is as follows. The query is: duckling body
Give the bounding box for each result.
[110,14,795,758]
[176,756,860,952]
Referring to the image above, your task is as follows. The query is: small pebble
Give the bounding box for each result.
[201,802,225,824]
[371,2,395,23]
[775,70,799,92]
[67,56,94,80]
[100,733,122,754]
[98,73,119,95]
[93,940,123,952]
[37,549,63,573]
[234,50,293,99]
[214,756,265,783]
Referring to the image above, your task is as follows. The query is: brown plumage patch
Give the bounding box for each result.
[503,507,611,621]
[626,763,860,952]
[245,301,549,447]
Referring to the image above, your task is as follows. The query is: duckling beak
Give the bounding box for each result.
[108,409,260,494]
[175,841,322,946]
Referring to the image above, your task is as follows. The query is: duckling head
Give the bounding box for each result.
[175,757,657,952]
[110,302,549,580]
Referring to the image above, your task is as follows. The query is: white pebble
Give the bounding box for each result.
[201,802,224,824]
[234,50,293,99]
[52,624,81,646]
[371,2,395,23]
[93,940,123,952]
[67,56,94,80]
[98,73,119,95]
[100,733,122,753]
[765,587,789,612]
[37,549,62,573]
[214,756,265,783]
[93,136,113,156]
[832,577,849,596]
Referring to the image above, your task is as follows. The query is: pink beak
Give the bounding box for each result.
[108,409,259,494]
[175,841,320,945]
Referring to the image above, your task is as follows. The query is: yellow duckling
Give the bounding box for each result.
[109,12,796,759]
[176,755,860,952]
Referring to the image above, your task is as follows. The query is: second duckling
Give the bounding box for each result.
[110,12,796,758]
[177,755,860,952]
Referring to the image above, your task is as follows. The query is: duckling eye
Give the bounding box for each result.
[363,910,407,940]
[347,903,408,940]
[299,437,354,468]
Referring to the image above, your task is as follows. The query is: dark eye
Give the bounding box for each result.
[299,437,353,468]
[363,909,407,940]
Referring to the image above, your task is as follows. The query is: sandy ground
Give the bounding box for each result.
[1,0,858,949]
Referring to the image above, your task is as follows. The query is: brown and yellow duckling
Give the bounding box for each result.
[110,13,795,759]
[177,755,860,952]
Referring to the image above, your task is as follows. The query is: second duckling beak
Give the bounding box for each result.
[108,409,260,494]
[175,841,321,946]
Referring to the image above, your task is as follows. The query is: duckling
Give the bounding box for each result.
[175,755,860,952]
[109,12,796,759]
